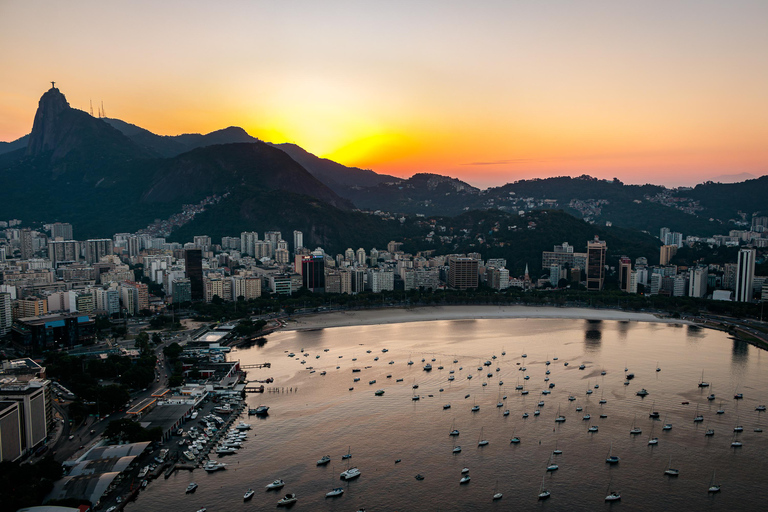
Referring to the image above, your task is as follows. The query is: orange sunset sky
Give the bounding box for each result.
[1,0,766,188]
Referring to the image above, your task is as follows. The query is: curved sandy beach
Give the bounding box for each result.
[280,305,691,331]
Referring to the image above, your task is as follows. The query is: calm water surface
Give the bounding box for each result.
[128,317,768,511]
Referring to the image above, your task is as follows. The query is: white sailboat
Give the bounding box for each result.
[605,478,621,501]
[708,469,721,493]
[605,442,619,464]
[664,456,679,476]
[546,453,558,472]
[477,427,489,447]
[492,479,502,500]
[537,475,550,500]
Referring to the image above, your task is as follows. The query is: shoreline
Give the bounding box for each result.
[279,305,693,332]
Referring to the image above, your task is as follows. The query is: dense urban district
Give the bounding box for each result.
[0,86,767,512]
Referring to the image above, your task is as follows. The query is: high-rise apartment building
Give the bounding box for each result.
[51,222,73,240]
[185,249,203,300]
[193,235,211,252]
[735,248,756,302]
[618,256,632,292]
[293,231,303,253]
[240,232,258,257]
[586,237,607,291]
[84,239,113,264]
[47,240,80,267]
[688,267,709,299]
[659,245,678,266]
[448,257,479,290]
[302,255,325,293]
[0,293,12,336]
[367,269,395,292]
[172,279,192,304]
[19,229,34,260]
[0,378,50,459]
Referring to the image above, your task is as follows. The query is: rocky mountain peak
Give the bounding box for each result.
[25,86,71,156]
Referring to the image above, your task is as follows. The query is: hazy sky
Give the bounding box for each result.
[1,0,766,188]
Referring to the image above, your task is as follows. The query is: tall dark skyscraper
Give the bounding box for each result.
[586,237,606,291]
[185,249,204,300]
[302,255,325,293]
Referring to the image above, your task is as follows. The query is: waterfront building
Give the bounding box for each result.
[586,237,607,291]
[735,248,756,302]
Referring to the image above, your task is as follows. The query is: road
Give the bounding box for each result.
[48,329,197,463]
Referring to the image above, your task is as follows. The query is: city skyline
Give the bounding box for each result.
[2,1,767,188]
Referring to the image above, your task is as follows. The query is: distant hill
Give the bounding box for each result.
[103,118,259,157]
[345,172,482,215]
[142,142,353,210]
[707,172,757,183]
[271,142,396,194]
[0,87,357,238]
[0,134,29,155]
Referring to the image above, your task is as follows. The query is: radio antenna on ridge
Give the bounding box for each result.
[101,101,106,118]
[90,99,94,116]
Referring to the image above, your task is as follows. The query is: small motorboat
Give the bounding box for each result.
[415,474,425,480]
[326,487,344,497]
[460,475,471,484]
[266,479,285,490]
[186,482,198,493]
[277,493,297,506]
[243,488,255,500]
[317,455,331,465]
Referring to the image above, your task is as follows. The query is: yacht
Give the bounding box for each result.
[578,364,586,370]
[708,470,721,493]
[317,455,331,465]
[664,456,679,476]
[705,428,715,436]
[538,476,550,500]
[204,461,227,472]
[266,479,285,490]
[340,467,361,480]
[375,389,385,396]
[243,488,255,500]
[605,442,619,464]
[254,405,269,416]
[453,445,462,453]
[555,405,566,423]
[478,427,489,446]
[460,474,471,484]
[215,446,236,455]
[277,493,297,506]
[235,422,251,430]
[546,454,558,471]
[461,467,470,474]
[443,404,451,409]
[605,491,621,502]
[449,428,460,436]
[757,405,766,411]
[588,425,599,432]
[186,482,198,493]
[325,487,344,497]
[636,388,649,397]
[503,409,510,416]
[423,363,432,371]
[471,405,480,412]
[522,412,529,418]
